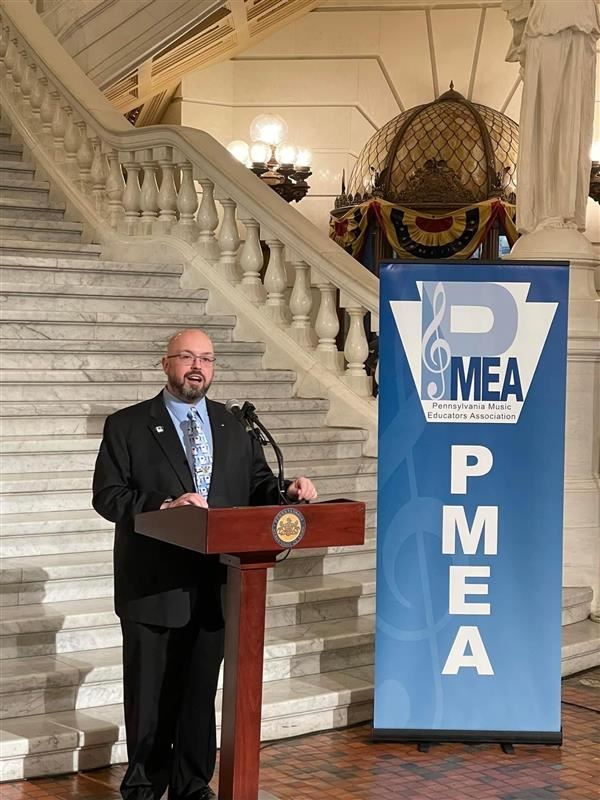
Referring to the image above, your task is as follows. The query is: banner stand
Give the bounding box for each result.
[373,260,569,751]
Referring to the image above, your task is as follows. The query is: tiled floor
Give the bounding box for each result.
[3,668,599,800]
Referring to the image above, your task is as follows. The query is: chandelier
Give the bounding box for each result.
[227,114,312,203]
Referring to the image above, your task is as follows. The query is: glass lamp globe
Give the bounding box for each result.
[249,141,270,164]
[250,114,288,147]
[296,148,312,168]
[276,142,297,166]
[227,140,249,163]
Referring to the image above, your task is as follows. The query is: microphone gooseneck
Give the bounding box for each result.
[226,398,288,504]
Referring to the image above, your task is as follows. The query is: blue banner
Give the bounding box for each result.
[374,262,569,742]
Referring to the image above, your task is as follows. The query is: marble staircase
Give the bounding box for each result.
[0,122,377,780]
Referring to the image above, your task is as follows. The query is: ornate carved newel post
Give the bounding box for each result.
[503,0,600,615]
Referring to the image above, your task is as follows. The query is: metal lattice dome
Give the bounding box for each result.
[343,86,518,208]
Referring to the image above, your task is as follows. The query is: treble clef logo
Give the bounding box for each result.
[421,282,451,400]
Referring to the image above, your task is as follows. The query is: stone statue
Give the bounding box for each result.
[502,0,600,234]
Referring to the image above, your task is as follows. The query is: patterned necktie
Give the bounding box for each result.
[186,408,212,500]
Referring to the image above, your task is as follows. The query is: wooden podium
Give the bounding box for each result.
[136,499,365,800]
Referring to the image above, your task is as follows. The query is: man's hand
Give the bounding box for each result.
[286,477,318,502]
[160,493,208,510]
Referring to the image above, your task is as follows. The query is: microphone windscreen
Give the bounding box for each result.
[225,399,245,422]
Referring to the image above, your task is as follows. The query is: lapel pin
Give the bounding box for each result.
[155,426,164,433]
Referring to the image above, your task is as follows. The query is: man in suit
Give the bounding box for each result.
[92,328,317,800]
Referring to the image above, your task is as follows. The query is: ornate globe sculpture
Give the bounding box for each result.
[341,84,518,208]
[333,85,519,262]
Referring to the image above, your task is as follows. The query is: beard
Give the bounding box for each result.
[168,371,212,402]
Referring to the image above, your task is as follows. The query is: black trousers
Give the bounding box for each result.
[119,596,225,800]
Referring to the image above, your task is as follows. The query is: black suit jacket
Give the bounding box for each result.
[92,392,284,627]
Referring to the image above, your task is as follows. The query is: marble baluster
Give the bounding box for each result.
[0,26,9,66]
[156,146,178,234]
[19,57,35,117]
[90,138,108,217]
[289,257,315,348]
[75,120,94,190]
[239,215,266,303]
[105,149,125,230]
[176,161,199,242]
[217,198,241,283]
[122,151,142,236]
[3,39,17,93]
[39,81,55,146]
[62,106,80,178]
[11,47,24,103]
[341,302,371,396]
[140,149,159,235]
[196,177,219,260]
[50,90,67,163]
[264,238,291,325]
[29,73,47,126]
[314,276,341,372]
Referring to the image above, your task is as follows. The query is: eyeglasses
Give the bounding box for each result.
[166,352,216,366]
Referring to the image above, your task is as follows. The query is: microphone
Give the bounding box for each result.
[225,398,246,424]
[226,398,288,504]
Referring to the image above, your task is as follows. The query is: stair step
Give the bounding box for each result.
[0,161,36,180]
[0,615,375,721]
[1,261,185,291]
[0,505,376,561]
[0,397,332,437]
[0,428,366,473]
[563,586,594,626]
[0,571,376,657]
[0,526,377,601]
[0,318,237,342]
[1,283,209,314]
[0,375,297,405]
[0,346,264,372]
[0,238,101,258]
[0,666,374,780]
[0,460,376,513]
[561,618,600,676]
[0,254,182,274]
[0,197,66,220]
[0,142,25,160]
[0,492,375,535]
[0,218,83,242]
[0,177,50,201]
